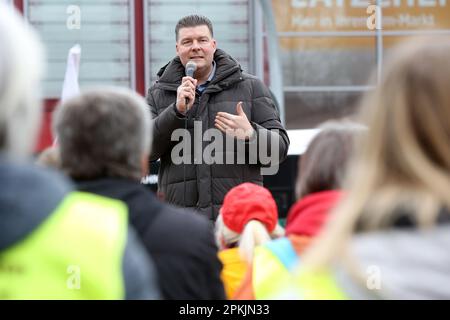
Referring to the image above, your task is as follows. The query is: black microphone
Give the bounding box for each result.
[184,60,197,110]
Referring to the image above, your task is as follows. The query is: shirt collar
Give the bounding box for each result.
[206,60,216,82]
[197,61,216,93]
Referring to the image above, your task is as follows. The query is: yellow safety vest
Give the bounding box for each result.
[0,192,128,299]
[253,238,347,300]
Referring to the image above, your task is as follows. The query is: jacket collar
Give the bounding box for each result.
[0,157,72,250]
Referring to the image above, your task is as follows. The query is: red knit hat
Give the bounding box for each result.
[221,183,278,233]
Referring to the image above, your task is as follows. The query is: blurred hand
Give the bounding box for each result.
[176,76,197,114]
[215,102,255,140]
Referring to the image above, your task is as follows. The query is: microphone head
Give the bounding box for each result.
[185,60,197,78]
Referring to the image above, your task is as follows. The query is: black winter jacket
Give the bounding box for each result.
[147,49,289,220]
[77,178,226,300]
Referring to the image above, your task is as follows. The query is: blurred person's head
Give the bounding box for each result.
[286,120,365,237]
[295,120,365,199]
[304,38,450,268]
[0,4,44,157]
[53,87,152,181]
[215,183,284,263]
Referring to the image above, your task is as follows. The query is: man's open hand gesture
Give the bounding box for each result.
[215,102,255,140]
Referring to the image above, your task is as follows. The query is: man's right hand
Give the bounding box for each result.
[176,76,197,114]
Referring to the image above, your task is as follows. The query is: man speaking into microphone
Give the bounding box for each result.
[147,14,289,221]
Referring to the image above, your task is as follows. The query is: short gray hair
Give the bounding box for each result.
[53,87,152,180]
[0,4,44,157]
[175,15,214,41]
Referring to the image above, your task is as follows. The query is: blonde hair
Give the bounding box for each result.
[0,4,44,157]
[303,38,450,269]
[215,215,284,263]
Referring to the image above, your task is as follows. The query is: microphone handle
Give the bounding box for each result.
[185,97,190,112]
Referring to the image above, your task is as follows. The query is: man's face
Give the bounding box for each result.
[176,25,216,75]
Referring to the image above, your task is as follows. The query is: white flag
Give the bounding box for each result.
[54,44,81,145]
[61,44,81,102]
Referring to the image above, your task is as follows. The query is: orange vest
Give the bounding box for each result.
[218,248,248,299]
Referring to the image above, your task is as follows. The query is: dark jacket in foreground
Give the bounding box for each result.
[147,49,290,220]
[77,178,226,300]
